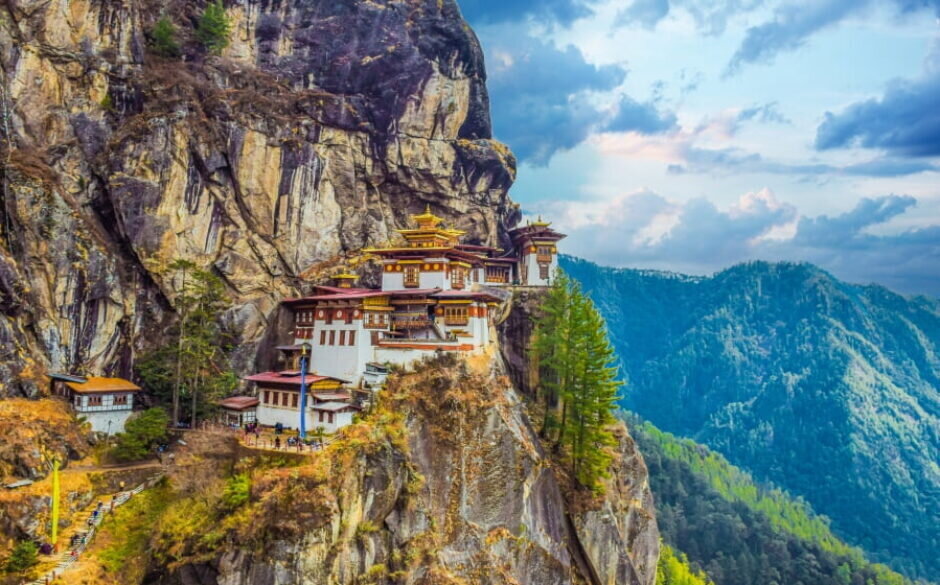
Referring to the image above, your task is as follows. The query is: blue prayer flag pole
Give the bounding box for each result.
[299,342,312,439]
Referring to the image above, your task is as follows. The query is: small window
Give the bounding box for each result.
[539,264,550,280]
[88,395,102,406]
[291,394,298,408]
[348,330,356,346]
[320,330,327,345]
[404,266,420,287]
[339,330,346,345]
[264,390,270,404]
[114,394,127,405]
[329,330,336,345]
[328,412,334,424]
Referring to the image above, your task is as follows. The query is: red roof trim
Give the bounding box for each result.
[244,371,348,384]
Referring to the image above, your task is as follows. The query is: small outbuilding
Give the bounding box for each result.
[49,374,140,434]
[217,396,259,427]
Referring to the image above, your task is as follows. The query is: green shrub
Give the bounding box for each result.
[111,408,170,461]
[151,16,181,57]
[221,473,250,510]
[4,540,38,573]
[196,1,231,55]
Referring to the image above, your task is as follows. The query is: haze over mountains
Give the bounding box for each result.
[561,255,940,582]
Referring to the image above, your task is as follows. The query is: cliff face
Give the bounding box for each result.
[0,0,518,395]
[146,354,659,585]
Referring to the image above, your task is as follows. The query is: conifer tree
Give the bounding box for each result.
[533,270,622,491]
[136,259,236,427]
[196,0,231,55]
[151,15,180,58]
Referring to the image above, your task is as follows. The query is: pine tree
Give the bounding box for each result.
[533,270,622,491]
[196,0,231,55]
[151,15,180,58]
[136,259,236,427]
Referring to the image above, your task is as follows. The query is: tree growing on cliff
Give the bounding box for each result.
[533,271,621,490]
[136,260,236,427]
[150,16,181,58]
[196,0,231,55]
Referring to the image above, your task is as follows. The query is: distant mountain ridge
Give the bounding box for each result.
[561,255,940,581]
[628,416,913,585]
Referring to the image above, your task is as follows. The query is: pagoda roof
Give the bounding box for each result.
[456,243,502,253]
[365,246,486,264]
[284,287,443,304]
[65,377,140,394]
[508,222,567,244]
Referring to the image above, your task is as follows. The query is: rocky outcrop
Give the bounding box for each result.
[0,0,518,395]
[147,353,659,585]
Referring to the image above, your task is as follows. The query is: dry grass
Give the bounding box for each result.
[0,398,91,481]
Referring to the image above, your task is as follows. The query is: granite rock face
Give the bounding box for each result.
[0,0,518,395]
[147,355,659,585]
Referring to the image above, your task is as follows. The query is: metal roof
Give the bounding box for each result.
[218,396,260,410]
[48,373,89,384]
[65,377,141,393]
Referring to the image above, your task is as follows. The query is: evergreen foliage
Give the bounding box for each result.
[196,1,230,55]
[112,408,170,461]
[532,272,620,490]
[3,540,37,573]
[657,543,713,585]
[151,16,181,58]
[221,473,250,510]
[561,255,940,580]
[136,259,237,427]
[631,416,911,585]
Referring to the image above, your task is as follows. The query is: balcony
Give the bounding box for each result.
[444,317,469,326]
[536,254,553,263]
[391,318,432,329]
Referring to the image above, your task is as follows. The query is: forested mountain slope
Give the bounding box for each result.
[561,256,940,581]
[630,417,913,585]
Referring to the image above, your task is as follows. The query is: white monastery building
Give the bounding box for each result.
[242,209,565,432]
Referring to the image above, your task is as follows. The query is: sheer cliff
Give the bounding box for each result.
[0,0,518,395]
[129,354,658,585]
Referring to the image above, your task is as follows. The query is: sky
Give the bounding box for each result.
[457,0,940,296]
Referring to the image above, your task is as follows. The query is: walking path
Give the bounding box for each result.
[24,474,163,585]
[20,428,332,584]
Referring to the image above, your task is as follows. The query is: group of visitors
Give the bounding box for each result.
[238,420,325,452]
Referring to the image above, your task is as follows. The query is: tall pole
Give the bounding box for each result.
[51,459,60,548]
[299,343,310,440]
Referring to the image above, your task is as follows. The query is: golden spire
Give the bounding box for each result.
[532,215,551,227]
[333,272,359,288]
[412,204,443,229]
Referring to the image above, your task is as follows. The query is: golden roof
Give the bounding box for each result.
[412,204,443,228]
[333,273,359,280]
[65,376,141,394]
